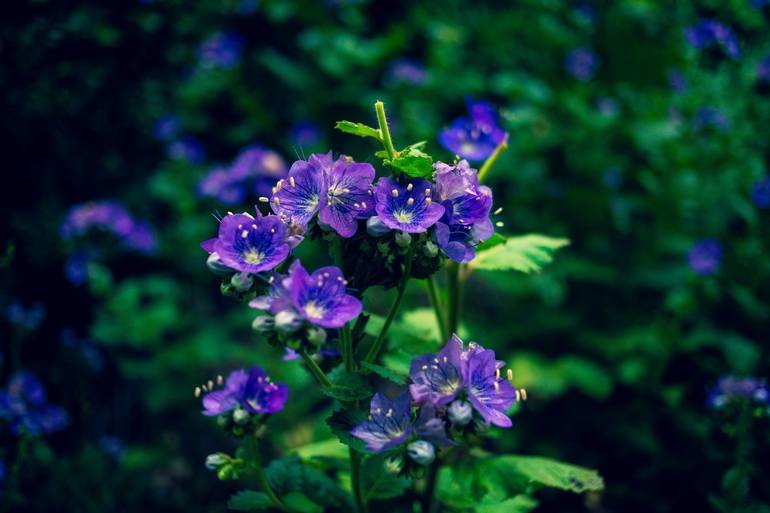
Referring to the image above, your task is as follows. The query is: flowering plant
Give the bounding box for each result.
[196,101,602,512]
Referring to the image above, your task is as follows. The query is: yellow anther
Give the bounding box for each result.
[425,198,432,206]
[194,386,201,398]
[407,198,414,205]
[425,188,431,196]
[258,196,269,202]
[494,207,503,215]
[519,389,528,401]
[241,230,249,238]
[392,189,399,197]
[506,369,513,381]
[386,408,393,417]
[207,380,213,390]
[289,176,296,187]
[217,375,223,385]
[361,201,367,208]
[273,197,280,206]
[495,368,500,379]
[406,183,413,191]
[495,221,504,227]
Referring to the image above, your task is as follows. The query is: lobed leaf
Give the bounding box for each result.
[323,368,373,401]
[325,408,367,452]
[360,361,408,385]
[334,120,381,139]
[470,234,570,273]
[228,490,272,511]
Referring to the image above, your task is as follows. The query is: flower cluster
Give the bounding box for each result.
[685,20,740,60]
[199,367,289,436]
[688,239,722,276]
[707,376,770,410]
[0,372,69,436]
[439,99,506,162]
[199,32,243,69]
[199,146,287,205]
[564,48,599,81]
[351,336,521,468]
[60,200,157,254]
[752,176,770,209]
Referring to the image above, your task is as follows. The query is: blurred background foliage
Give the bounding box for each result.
[2,0,770,512]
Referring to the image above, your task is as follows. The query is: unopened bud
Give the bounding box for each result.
[384,455,404,474]
[230,272,254,292]
[366,216,391,237]
[306,326,327,347]
[406,440,435,466]
[206,252,234,275]
[275,310,303,334]
[395,231,411,248]
[252,316,275,334]
[233,408,249,425]
[205,453,228,470]
[423,240,439,258]
[448,400,473,426]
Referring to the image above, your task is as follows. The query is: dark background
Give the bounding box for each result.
[2,1,770,512]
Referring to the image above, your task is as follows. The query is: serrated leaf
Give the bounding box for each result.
[323,368,372,401]
[267,456,353,512]
[335,121,381,139]
[470,234,569,273]
[385,146,433,178]
[492,455,604,493]
[282,492,322,513]
[476,495,539,513]
[228,490,272,511]
[326,408,367,452]
[293,438,350,462]
[360,362,408,385]
[361,454,411,500]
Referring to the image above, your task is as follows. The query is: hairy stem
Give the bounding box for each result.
[350,449,368,513]
[426,274,447,341]
[375,100,397,160]
[298,349,332,388]
[446,261,462,336]
[248,434,286,511]
[477,133,509,183]
[363,246,414,364]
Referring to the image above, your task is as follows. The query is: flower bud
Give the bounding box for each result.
[206,252,234,275]
[406,440,435,466]
[306,326,327,347]
[448,400,473,426]
[377,241,391,255]
[230,272,254,292]
[275,310,303,334]
[423,240,439,258]
[395,231,412,248]
[366,216,391,237]
[205,453,228,470]
[233,408,250,425]
[252,316,275,334]
[384,455,404,474]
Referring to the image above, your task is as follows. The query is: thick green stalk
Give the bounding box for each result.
[248,434,286,511]
[350,449,368,513]
[363,246,414,364]
[424,461,441,513]
[375,100,397,160]
[446,261,462,336]
[426,275,448,341]
[299,349,332,388]
[477,134,509,183]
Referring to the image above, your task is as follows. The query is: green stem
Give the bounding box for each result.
[363,246,414,364]
[248,434,286,511]
[341,324,354,372]
[446,262,462,336]
[477,133,509,183]
[426,275,447,341]
[350,449,368,513]
[375,100,397,160]
[424,461,441,513]
[299,349,332,388]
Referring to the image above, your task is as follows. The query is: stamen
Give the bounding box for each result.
[386,408,393,417]
[443,356,448,363]
[217,375,223,385]
[272,187,277,194]
[392,189,399,197]
[495,221,504,227]
[323,272,330,278]
[289,176,296,187]
[519,388,528,401]
[258,196,269,203]
[421,365,428,370]
[406,183,413,191]
[361,201,367,208]
[343,188,350,193]
[238,224,243,229]
[342,280,348,286]
[227,211,234,216]
[194,386,201,398]
[268,276,275,283]
[327,201,332,207]
[506,369,513,381]
[252,224,257,229]
[407,198,414,205]
[367,189,373,195]
[273,197,280,206]
[241,230,249,238]
[495,368,500,379]
[494,207,503,215]
[425,198,432,205]
[207,380,213,390]
[425,188,431,196]
[494,381,500,392]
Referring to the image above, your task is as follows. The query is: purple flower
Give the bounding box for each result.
[409,335,517,428]
[206,211,291,274]
[432,161,494,262]
[439,99,506,162]
[153,114,181,141]
[564,48,599,81]
[693,107,729,132]
[758,56,770,83]
[291,121,322,147]
[374,177,445,233]
[669,70,688,93]
[707,376,769,409]
[271,153,375,238]
[0,372,68,436]
[199,146,287,205]
[751,176,770,208]
[199,32,243,68]
[387,59,427,86]
[249,272,294,315]
[685,20,740,60]
[61,201,157,254]
[168,137,205,164]
[688,239,722,276]
[288,261,362,328]
[202,368,289,416]
[351,393,413,452]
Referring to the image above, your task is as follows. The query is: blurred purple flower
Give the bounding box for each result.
[751,176,770,208]
[202,367,288,416]
[685,20,740,60]
[167,137,205,164]
[758,56,770,83]
[4,301,46,330]
[387,59,427,86]
[199,146,287,204]
[0,371,69,436]
[707,376,769,409]
[61,200,157,254]
[564,48,599,81]
[688,239,721,276]
[439,99,506,162]
[199,32,243,69]
[153,114,181,141]
[669,70,688,93]
[99,435,126,462]
[693,107,729,132]
[291,121,322,147]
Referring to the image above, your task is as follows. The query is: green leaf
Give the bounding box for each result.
[385,145,433,178]
[228,490,272,511]
[293,438,350,462]
[470,234,569,273]
[492,455,604,493]
[361,454,411,500]
[282,493,322,513]
[476,495,539,513]
[326,408,367,452]
[335,120,381,139]
[360,362,408,385]
[267,456,353,512]
[322,368,372,401]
